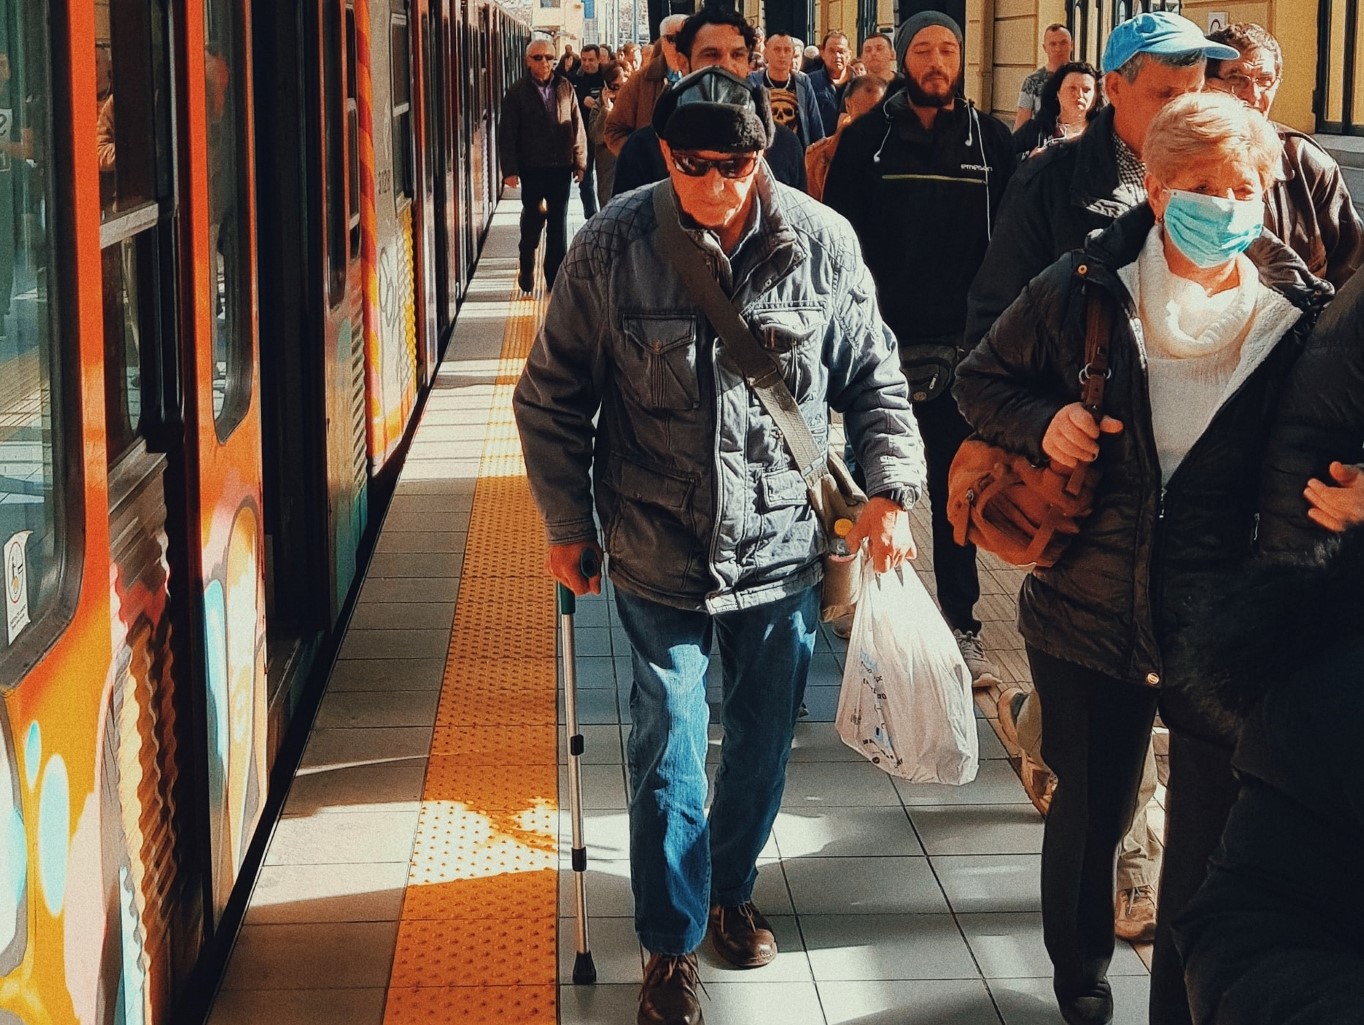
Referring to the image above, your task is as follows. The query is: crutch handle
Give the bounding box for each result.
[556,548,602,614]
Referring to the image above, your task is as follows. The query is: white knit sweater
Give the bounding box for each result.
[1118,228,1302,485]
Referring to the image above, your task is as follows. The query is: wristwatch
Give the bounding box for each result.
[870,486,917,511]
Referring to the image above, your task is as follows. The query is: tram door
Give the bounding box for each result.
[98,0,268,960]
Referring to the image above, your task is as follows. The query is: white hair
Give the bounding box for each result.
[660,14,687,35]
[526,36,555,57]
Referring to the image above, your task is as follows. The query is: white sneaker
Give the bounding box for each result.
[953,629,1001,689]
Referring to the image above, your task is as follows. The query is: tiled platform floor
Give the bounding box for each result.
[206,200,1157,1025]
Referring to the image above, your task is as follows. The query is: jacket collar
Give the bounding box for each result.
[883,90,970,141]
[1083,204,1334,314]
[1069,106,1135,220]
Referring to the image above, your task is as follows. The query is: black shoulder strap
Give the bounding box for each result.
[651,183,829,491]
[1076,269,1113,420]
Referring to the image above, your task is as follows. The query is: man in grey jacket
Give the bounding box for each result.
[514,68,925,1025]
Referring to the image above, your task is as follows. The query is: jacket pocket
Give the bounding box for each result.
[746,305,823,400]
[620,313,702,410]
[758,467,807,511]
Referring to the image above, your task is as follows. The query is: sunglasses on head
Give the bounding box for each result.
[670,151,760,179]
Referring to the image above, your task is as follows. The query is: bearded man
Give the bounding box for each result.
[824,12,1014,687]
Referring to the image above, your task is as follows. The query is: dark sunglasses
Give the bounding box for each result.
[670,151,760,179]
[528,54,556,62]
[663,33,679,43]
[605,82,623,91]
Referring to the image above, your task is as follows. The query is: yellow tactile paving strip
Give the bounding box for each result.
[383,275,559,1023]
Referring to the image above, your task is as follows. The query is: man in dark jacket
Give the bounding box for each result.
[1173,530,1364,1025]
[962,11,1235,352]
[1205,22,1364,289]
[823,11,1014,686]
[805,31,853,137]
[1258,258,1364,557]
[572,43,606,217]
[612,9,808,196]
[499,37,586,293]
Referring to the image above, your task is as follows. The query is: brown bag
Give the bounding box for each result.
[947,288,1112,569]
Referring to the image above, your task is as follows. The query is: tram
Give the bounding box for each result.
[0,1,526,1022]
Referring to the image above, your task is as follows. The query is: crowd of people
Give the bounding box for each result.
[507,9,1364,1025]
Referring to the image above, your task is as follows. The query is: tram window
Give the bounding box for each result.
[346,8,360,258]
[98,0,175,467]
[324,0,346,307]
[0,6,74,677]
[205,0,252,440]
[391,19,413,202]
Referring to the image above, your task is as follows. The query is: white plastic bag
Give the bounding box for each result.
[835,560,979,785]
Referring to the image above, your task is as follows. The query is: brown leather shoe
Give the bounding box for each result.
[708,901,777,968]
[637,953,703,1025]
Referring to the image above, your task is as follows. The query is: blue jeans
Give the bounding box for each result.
[614,585,819,955]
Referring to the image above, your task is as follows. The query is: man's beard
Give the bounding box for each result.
[904,70,959,108]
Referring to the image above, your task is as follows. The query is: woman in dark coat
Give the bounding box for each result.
[1173,529,1364,1025]
[1012,61,1103,159]
[954,92,1332,1025]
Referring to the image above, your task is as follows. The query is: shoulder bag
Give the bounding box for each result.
[946,284,1112,569]
[651,185,867,619]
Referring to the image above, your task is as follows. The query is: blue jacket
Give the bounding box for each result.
[513,172,925,612]
[805,65,842,138]
[748,69,827,149]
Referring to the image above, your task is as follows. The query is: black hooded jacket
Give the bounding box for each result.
[953,205,1331,695]
[823,90,1014,350]
[1173,530,1364,1025]
[1258,264,1364,558]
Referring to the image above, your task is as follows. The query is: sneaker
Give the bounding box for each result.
[996,687,1029,749]
[1020,752,1055,817]
[1114,884,1158,943]
[953,629,1001,689]
[638,952,704,1025]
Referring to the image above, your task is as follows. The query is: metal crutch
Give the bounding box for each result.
[558,548,599,985]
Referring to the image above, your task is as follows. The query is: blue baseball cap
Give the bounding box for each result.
[1101,11,1238,74]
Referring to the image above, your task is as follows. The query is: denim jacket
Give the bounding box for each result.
[513,173,926,613]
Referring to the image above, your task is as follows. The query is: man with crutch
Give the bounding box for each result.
[514,66,925,1025]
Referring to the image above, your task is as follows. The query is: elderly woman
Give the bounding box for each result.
[955,92,1332,1025]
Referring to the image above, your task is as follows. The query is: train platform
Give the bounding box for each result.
[203,201,1158,1025]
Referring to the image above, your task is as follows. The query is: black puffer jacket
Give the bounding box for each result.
[1173,530,1364,1025]
[1258,265,1364,558]
[963,105,1134,352]
[954,205,1330,692]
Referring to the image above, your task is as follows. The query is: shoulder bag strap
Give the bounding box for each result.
[1056,275,1115,498]
[651,184,829,492]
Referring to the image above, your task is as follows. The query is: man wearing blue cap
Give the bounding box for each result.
[963,11,1238,352]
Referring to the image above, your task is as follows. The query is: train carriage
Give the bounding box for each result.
[0,1,526,1022]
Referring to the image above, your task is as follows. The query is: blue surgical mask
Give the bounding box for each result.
[1161,189,1264,269]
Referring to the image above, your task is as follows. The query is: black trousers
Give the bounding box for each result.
[579,145,598,219]
[1148,726,1240,1025]
[1029,645,1160,994]
[911,391,980,633]
[517,166,573,290]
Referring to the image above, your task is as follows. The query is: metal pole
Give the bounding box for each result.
[632,0,640,44]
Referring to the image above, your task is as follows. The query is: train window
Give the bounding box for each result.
[346,8,360,258]
[205,0,253,440]
[390,18,413,202]
[324,0,346,307]
[1,6,74,678]
[99,0,175,467]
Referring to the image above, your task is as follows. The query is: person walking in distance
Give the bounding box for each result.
[499,37,586,293]
[1014,23,1074,130]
